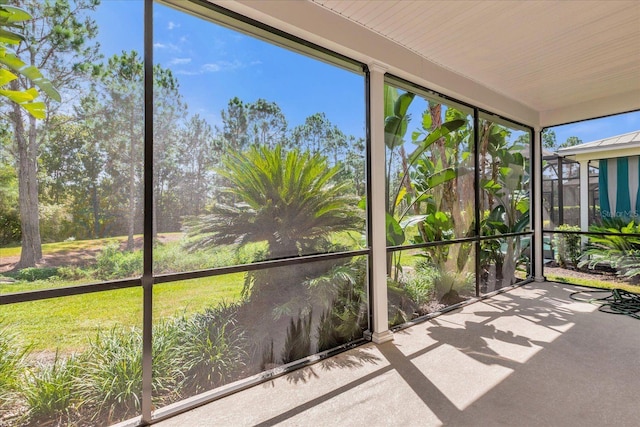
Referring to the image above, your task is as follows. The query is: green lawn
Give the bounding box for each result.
[545,273,640,294]
[0,233,185,258]
[0,231,364,353]
[0,273,244,352]
[1,236,120,258]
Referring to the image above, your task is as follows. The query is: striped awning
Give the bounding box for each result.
[599,157,640,219]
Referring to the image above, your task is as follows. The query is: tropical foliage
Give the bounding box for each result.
[185,144,362,260]
[383,84,531,322]
[579,219,640,281]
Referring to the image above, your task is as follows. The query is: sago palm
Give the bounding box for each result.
[186,144,363,260]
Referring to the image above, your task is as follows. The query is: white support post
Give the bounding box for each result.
[579,160,590,233]
[533,127,545,282]
[368,62,393,344]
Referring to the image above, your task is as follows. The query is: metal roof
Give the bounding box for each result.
[557,129,640,156]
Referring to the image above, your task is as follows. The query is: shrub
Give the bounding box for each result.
[579,219,640,280]
[12,267,59,282]
[553,224,581,267]
[404,263,438,306]
[154,243,235,274]
[150,319,187,404]
[56,266,90,281]
[0,325,29,407]
[23,353,81,421]
[387,279,419,327]
[76,322,188,418]
[281,312,312,364]
[434,269,474,304]
[0,211,21,245]
[39,203,74,243]
[306,259,368,352]
[95,244,142,280]
[174,302,247,394]
[79,328,143,422]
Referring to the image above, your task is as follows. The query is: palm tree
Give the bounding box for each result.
[186,143,362,263]
[186,144,364,366]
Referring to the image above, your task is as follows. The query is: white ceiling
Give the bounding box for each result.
[311,0,640,123]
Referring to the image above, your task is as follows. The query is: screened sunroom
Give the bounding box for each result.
[1,1,639,426]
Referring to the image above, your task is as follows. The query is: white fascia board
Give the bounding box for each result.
[571,146,640,163]
[540,89,640,128]
[214,0,539,127]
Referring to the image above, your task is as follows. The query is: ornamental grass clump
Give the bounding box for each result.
[78,328,143,422]
[173,302,247,394]
[0,325,29,408]
[22,353,81,422]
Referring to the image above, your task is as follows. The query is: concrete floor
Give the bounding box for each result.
[154,282,640,426]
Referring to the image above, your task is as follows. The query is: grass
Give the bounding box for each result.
[0,237,120,259]
[0,231,362,353]
[546,273,640,294]
[0,233,185,259]
[0,273,244,352]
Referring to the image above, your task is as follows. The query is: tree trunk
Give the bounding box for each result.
[91,184,100,238]
[127,111,135,251]
[14,104,43,268]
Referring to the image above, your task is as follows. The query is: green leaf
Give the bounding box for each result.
[422,111,432,130]
[384,85,398,118]
[357,197,367,210]
[18,65,44,81]
[499,166,511,176]
[0,87,37,103]
[386,213,405,246]
[400,214,426,229]
[0,51,26,71]
[0,68,16,86]
[513,211,530,233]
[19,65,60,101]
[394,92,414,118]
[384,90,414,149]
[0,5,32,23]
[425,168,457,189]
[481,179,501,191]
[0,28,24,44]
[516,198,529,214]
[384,116,406,149]
[408,118,466,163]
[20,101,45,119]
[0,53,61,101]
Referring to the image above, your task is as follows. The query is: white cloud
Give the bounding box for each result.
[174,59,256,76]
[170,57,192,65]
[174,70,201,76]
[198,60,243,73]
[153,42,180,52]
[201,63,222,72]
[168,21,180,30]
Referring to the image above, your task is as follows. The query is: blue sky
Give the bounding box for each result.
[549,110,640,147]
[92,1,639,147]
[92,1,366,138]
